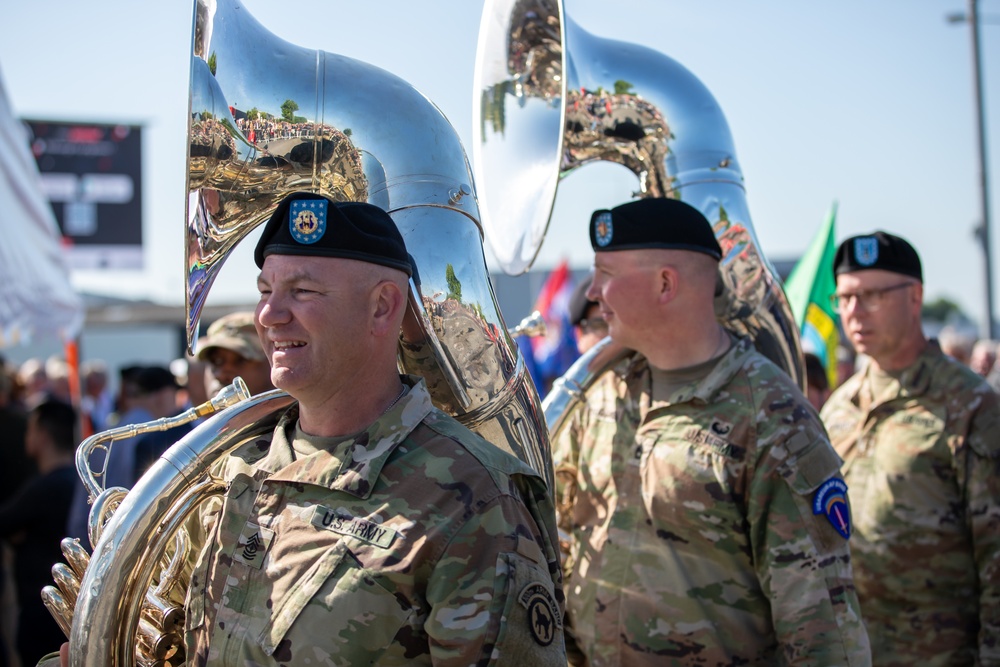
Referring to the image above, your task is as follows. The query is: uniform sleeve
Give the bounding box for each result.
[548,389,593,667]
[424,493,567,667]
[748,427,871,666]
[960,393,1000,661]
[551,399,584,542]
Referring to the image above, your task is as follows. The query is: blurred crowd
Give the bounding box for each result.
[0,290,997,664]
[0,311,273,667]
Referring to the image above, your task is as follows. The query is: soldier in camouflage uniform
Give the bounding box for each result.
[179,193,566,665]
[821,231,1000,666]
[554,198,871,666]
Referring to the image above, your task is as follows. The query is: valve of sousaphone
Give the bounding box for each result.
[60,537,91,579]
[40,585,72,639]
[40,537,92,639]
[50,563,80,609]
[46,376,256,656]
[194,375,250,417]
[508,310,547,338]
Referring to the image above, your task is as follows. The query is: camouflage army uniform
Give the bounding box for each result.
[553,335,870,666]
[183,376,567,666]
[821,345,1000,666]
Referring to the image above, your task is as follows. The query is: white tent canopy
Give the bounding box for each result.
[0,64,83,348]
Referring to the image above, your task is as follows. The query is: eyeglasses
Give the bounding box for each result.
[829,282,913,312]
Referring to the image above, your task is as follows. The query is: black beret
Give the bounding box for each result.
[833,231,922,282]
[590,198,722,260]
[568,275,597,326]
[254,192,412,276]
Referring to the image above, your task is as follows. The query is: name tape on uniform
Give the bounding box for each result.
[310,506,397,548]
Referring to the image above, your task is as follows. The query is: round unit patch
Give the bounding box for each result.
[519,582,562,646]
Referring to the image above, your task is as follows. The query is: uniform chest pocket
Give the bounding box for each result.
[185,541,213,633]
[261,540,415,658]
[875,404,948,475]
[639,429,747,548]
[185,475,252,633]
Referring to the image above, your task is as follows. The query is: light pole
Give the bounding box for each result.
[948,1,996,339]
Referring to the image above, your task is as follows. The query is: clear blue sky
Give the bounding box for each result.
[2,0,999,330]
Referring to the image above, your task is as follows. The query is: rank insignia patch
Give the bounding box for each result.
[710,418,733,436]
[233,522,275,569]
[813,478,851,539]
[289,198,328,245]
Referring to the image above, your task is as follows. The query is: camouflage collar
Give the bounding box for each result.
[851,345,941,409]
[644,334,754,407]
[260,376,434,497]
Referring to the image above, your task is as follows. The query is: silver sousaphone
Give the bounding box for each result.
[46,1,552,664]
[472,0,805,433]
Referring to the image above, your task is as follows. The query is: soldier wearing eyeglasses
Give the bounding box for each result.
[821,231,1000,666]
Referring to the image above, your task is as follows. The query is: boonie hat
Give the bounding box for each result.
[196,312,266,363]
[568,275,598,326]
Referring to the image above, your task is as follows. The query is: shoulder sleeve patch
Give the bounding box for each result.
[812,478,851,539]
[519,581,562,645]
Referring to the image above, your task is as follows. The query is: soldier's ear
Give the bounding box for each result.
[657,265,681,305]
[372,279,407,336]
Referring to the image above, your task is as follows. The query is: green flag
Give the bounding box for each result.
[784,202,839,387]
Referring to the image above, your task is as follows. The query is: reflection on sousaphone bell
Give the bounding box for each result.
[473,0,804,389]
[183,0,550,470]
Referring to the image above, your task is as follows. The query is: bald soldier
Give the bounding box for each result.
[821,231,1000,666]
[553,198,870,666]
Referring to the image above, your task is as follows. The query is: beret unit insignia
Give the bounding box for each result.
[594,211,614,247]
[289,198,328,244]
[853,237,878,266]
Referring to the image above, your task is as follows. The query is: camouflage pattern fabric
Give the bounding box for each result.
[821,346,1000,666]
[553,336,871,666]
[183,376,567,666]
